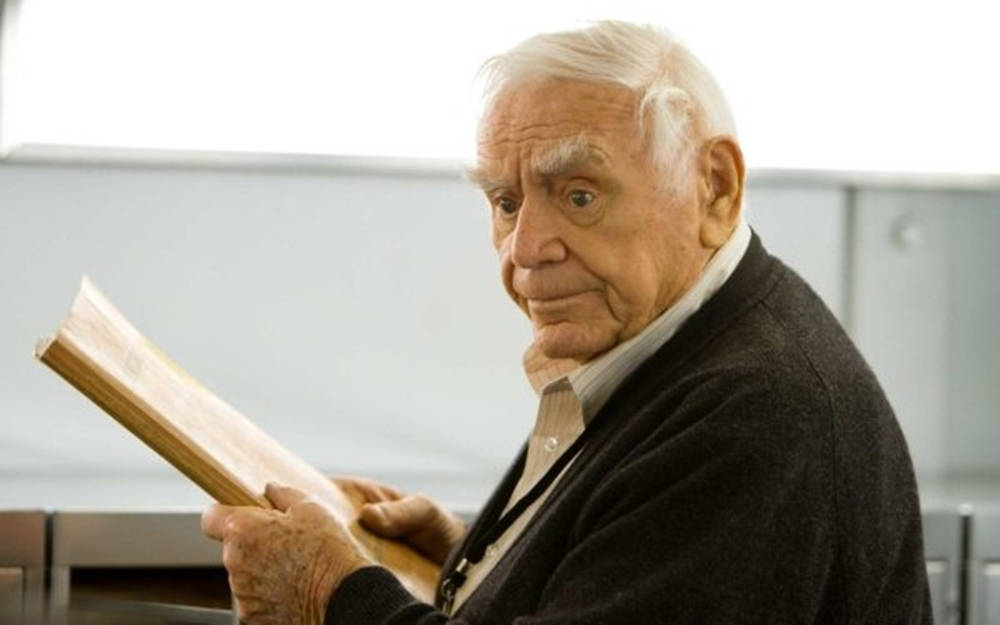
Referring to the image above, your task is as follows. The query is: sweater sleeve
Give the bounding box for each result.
[325,391,821,624]
[324,566,455,625]
[522,391,834,624]
[324,428,818,623]
[325,378,928,624]
[514,379,926,624]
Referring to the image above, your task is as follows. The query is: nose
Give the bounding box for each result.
[509,199,567,268]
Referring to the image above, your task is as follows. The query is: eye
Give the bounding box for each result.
[569,189,596,208]
[496,196,520,216]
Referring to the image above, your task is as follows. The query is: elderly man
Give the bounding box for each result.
[202,21,931,624]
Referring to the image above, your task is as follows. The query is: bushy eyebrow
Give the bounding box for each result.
[465,134,610,193]
[530,134,609,179]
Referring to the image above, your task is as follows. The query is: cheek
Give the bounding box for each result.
[603,270,656,318]
[492,219,513,267]
[490,220,504,250]
[596,240,669,318]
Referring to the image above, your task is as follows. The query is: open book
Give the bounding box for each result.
[35,277,439,601]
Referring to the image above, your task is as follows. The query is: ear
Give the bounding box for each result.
[696,136,744,249]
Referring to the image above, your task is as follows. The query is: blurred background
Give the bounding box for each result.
[0,1,998,621]
[2,0,999,499]
[1,0,998,507]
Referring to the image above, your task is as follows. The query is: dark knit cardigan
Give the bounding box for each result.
[326,234,932,624]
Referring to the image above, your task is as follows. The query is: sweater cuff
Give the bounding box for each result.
[324,566,423,625]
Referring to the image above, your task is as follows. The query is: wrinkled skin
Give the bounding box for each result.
[334,475,466,566]
[201,483,369,624]
[472,77,744,365]
[202,479,465,623]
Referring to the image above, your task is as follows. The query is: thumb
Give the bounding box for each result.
[265,482,309,512]
[359,494,432,538]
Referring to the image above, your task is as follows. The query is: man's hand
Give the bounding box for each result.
[201,483,371,625]
[334,476,466,566]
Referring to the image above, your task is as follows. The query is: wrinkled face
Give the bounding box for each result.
[471,78,714,363]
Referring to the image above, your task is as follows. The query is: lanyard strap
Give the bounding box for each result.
[439,408,610,613]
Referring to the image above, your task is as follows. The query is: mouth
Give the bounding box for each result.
[525,290,597,314]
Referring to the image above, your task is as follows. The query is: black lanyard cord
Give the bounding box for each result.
[439,407,613,613]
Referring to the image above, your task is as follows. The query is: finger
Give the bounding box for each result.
[331,474,369,489]
[331,475,370,508]
[201,503,240,541]
[332,475,404,507]
[330,474,358,489]
[374,481,405,501]
[360,494,433,538]
[265,482,309,512]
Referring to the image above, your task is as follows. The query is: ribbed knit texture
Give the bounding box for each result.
[325,233,932,624]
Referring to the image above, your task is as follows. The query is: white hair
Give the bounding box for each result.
[479,21,737,185]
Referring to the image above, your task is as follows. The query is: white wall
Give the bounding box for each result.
[0,163,535,507]
[1,160,994,508]
[852,189,1000,479]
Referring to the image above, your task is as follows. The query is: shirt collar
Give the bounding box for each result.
[523,217,752,420]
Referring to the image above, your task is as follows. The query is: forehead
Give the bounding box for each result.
[477,78,641,166]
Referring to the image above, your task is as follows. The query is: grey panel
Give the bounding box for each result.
[0,511,46,624]
[52,511,220,566]
[922,508,963,625]
[972,510,1000,625]
[982,563,1000,625]
[852,188,1000,479]
[926,561,949,625]
[69,598,233,625]
[945,193,1000,475]
[0,567,24,624]
[49,566,70,625]
[852,189,951,477]
[743,185,847,322]
[48,511,236,625]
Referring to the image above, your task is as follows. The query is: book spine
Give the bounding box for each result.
[38,335,265,508]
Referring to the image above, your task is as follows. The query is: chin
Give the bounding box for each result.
[533,323,614,363]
